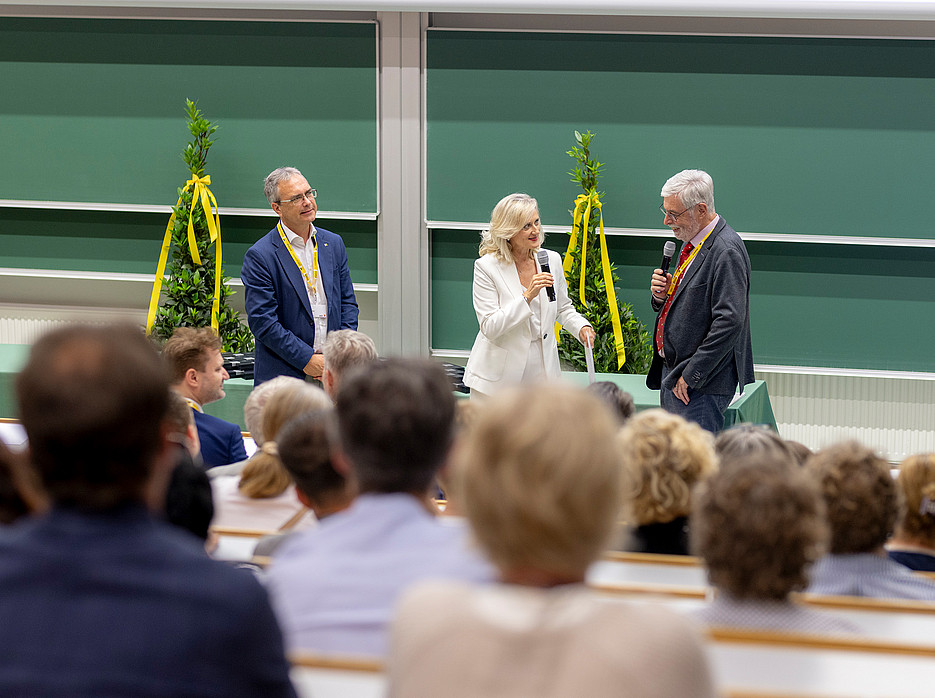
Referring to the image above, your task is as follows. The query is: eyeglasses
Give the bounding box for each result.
[659,204,695,220]
[277,189,317,205]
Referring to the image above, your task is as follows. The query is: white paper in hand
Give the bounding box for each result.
[585,340,596,384]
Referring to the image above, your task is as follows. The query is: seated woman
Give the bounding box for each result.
[388,385,715,698]
[692,452,858,635]
[887,453,935,571]
[210,382,331,532]
[615,409,716,555]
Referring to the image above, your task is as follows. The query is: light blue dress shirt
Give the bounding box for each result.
[807,553,935,601]
[265,493,494,657]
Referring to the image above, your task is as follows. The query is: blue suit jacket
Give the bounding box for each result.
[192,408,247,468]
[241,225,358,385]
[647,217,755,396]
[0,506,296,697]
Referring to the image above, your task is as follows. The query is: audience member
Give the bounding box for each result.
[207,375,304,479]
[806,441,935,600]
[162,392,214,544]
[692,453,858,634]
[321,329,378,398]
[388,385,715,698]
[785,439,813,466]
[714,423,796,469]
[254,409,353,557]
[586,380,635,424]
[163,327,247,467]
[0,324,295,696]
[616,409,716,555]
[267,358,493,657]
[211,382,331,531]
[0,440,45,524]
[887,453,935,571]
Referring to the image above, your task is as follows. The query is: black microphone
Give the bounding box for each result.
[660,240,677,276]
[536,250,556,302]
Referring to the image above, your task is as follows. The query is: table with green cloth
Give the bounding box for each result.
[551,372,775,430]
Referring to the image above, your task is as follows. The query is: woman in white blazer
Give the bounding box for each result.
[462,193,595,398]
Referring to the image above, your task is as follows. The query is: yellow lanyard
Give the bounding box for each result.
[278,222,319,295]
[184,398,203,413]
[666,229,714,296]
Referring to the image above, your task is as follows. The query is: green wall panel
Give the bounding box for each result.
[0,18,377,213]
[427,32,935,239]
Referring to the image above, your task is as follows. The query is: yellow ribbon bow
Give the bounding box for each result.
[561,191,626,370]
[146,174,223,335]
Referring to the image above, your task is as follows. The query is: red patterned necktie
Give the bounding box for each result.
[655,242,693,353]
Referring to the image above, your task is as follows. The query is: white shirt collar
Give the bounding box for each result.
[690,214,719,247]
[280,220,317,246]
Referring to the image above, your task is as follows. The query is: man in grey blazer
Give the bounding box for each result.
[647,170,754,433]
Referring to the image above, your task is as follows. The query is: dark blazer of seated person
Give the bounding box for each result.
[193,409,247,468]
[2,324,295,697]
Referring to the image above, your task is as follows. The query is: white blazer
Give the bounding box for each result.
[463,249,590,396]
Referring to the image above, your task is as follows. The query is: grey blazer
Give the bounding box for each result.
[647,217,755,396]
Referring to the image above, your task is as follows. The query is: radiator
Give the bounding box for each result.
[0,306,145,345]
[756,368,935,463]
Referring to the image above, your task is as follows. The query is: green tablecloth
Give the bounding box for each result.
[557,372,776,431]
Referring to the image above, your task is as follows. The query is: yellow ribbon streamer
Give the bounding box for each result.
[560,191,626,370]
[146,174,223,335]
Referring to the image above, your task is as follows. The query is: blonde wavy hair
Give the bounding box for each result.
[616,409,717,526]
[478,193,542,263]
[894,453,935,546]
[238,382,332,498]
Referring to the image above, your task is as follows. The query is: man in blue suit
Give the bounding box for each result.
[242,166,359,385]
[0,324,296,697]
[163,327,247,468]
[647,170,754,433]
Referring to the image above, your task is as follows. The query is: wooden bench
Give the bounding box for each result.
[290,653,385,698]
[707,627,935,698]
[288,629,934,698]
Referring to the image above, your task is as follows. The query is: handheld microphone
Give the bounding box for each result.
[536,250,557,302]
[660,240,677,276]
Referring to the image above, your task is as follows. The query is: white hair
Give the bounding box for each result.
[661,169,715,212]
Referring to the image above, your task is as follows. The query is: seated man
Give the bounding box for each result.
[0,324,295,696]
[163,327,247,468]
[321,329,377,399]
[806,440,935,601]
[267,358,493,657]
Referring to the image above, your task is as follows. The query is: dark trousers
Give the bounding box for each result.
[660,365,732,434]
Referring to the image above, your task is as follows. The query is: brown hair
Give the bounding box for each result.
[277,410,346,505]
[807,441,898,555]
[335,358,456,495]
[894,453,935,546]
[693,454,827,600]
[456,385,621,579]
[616,409,716,525]
[17,324,170,510]
[238,383,331,498]
[161,327,221,383]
